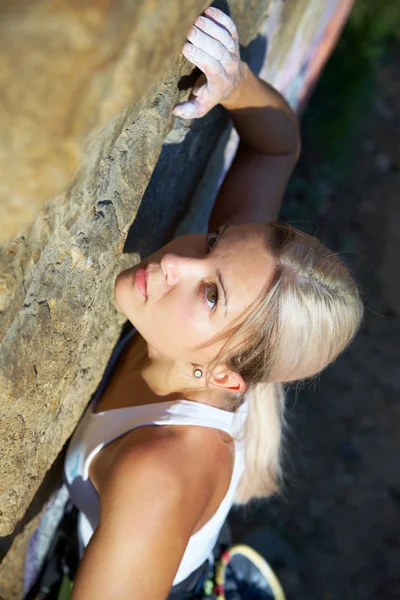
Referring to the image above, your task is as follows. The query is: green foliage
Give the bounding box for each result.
[302,0,400,171]
[349,0,400,60]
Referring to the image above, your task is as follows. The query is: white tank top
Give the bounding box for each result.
[64,328,248,586]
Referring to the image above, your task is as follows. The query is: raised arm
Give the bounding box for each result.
[173,7,300,229]
[210,65,300,228]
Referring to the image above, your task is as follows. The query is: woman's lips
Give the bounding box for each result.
[134,264,148,299]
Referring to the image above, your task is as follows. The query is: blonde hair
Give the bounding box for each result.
[206,222,363,503]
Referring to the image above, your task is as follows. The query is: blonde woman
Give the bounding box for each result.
[63,7,363,600]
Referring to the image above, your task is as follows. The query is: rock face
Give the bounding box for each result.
[0,0,353,597]
[0,0,213,245]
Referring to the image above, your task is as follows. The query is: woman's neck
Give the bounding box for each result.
[136,338,228,409]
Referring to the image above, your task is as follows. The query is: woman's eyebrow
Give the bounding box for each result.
[216,268,228,315]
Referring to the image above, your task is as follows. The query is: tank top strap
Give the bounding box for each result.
[145,398,241,437]
[89,397,248,442]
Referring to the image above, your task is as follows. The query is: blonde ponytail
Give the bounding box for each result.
[235,382,285,503]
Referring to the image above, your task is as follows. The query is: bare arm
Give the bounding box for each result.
[70,429,229,600]
[71,452,193,599]
[221,63,300,156]
[209,64,300,229]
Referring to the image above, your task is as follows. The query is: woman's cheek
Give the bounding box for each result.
[163,292,191,327]
[156,294,195,348]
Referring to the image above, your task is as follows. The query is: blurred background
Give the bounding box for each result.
[230,2,400,599]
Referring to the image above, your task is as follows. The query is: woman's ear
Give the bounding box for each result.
[208,365,246,395]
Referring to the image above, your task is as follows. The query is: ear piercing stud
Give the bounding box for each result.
[193,368,203,379]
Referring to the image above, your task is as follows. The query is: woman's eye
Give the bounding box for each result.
[205,284,218,310]
[206,225,227,254]
[206,232,219,252]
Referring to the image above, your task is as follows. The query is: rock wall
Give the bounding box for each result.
[0,0,213,246]
[0,0,354,597]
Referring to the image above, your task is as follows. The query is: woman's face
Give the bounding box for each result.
[114,223,275,365]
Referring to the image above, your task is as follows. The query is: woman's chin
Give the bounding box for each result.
[114,268,141,321]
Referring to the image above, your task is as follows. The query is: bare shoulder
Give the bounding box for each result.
[101,423,234,508]
[96,425,233,553]
[72,426,234,599]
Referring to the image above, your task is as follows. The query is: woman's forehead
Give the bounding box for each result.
[218,222,268,245]
[214,224,275,308]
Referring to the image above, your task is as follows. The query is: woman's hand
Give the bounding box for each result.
[173,7,246,119]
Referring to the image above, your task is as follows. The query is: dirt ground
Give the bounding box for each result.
[229,45,400,600]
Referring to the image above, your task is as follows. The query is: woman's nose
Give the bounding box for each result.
[160,253,200,286]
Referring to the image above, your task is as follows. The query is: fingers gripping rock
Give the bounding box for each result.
[173,8,243,120]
